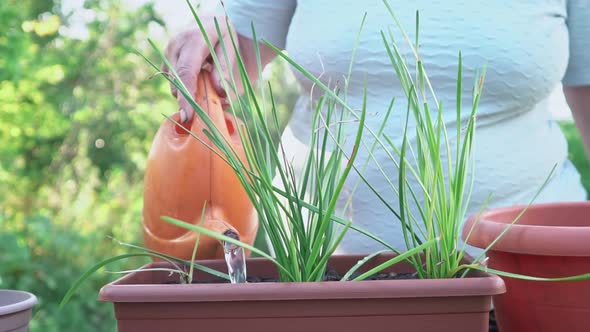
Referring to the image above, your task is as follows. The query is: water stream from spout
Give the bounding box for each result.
[223,230,247,284]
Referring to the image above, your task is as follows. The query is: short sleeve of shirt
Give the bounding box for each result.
[223,0,297,49]
[563,0,590,86]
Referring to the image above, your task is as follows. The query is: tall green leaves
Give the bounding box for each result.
[148,0,367,282]
[377,4,486,278]
[364,0,557,279]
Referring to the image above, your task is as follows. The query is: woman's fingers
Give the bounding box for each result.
[175,40,204,122]
[163,16,236,122]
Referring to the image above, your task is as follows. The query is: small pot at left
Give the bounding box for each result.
[0,289,38,332]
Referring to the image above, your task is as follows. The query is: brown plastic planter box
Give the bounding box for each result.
[99,254,505,332]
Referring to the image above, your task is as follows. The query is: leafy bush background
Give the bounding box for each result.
[0,1,587,331]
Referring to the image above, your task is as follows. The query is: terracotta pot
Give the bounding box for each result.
[0,290,37,332]
[462,201,590,332]
[99,254,504,332]
[142,72,257,260]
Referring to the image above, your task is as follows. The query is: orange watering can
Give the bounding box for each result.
[142,71,258,260]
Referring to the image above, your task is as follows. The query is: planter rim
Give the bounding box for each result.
[0,290,38,316]
[99,256,505,303]
[462,201,590,256]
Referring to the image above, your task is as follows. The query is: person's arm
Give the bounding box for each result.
[562,0,590,156]
[238,34,277,87]
[163,15,272,122]
[564,86,590,157]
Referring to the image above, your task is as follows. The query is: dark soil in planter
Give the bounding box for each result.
[244,270,416,283]
[489,310,499,332]
[165,269,418,284]
[323,269,417,282]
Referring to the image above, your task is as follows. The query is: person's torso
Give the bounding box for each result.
[286,0,570,124]
[277,0,585,253]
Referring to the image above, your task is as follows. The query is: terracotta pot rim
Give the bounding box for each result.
[463,201,590,256]
[0,290,37,316]
[99,254,505,303]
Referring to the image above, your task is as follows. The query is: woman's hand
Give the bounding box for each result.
[163,14,238,122]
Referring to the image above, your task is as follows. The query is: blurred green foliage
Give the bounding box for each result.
[0,0,172,330]
[0,1,298,330]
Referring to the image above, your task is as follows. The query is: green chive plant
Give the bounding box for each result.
[59,2,437,304]
[150,0,439,283]
[368,7,514,279]
[264,0,590,282]
[158,0,590,285]
[363,4,590,281]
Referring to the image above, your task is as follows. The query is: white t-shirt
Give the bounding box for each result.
[226,0,590,255]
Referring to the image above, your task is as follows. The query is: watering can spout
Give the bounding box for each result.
[142,206,244,259]
[142,72,258,260]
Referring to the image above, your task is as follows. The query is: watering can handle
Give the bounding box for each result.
[199,69,241,140]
